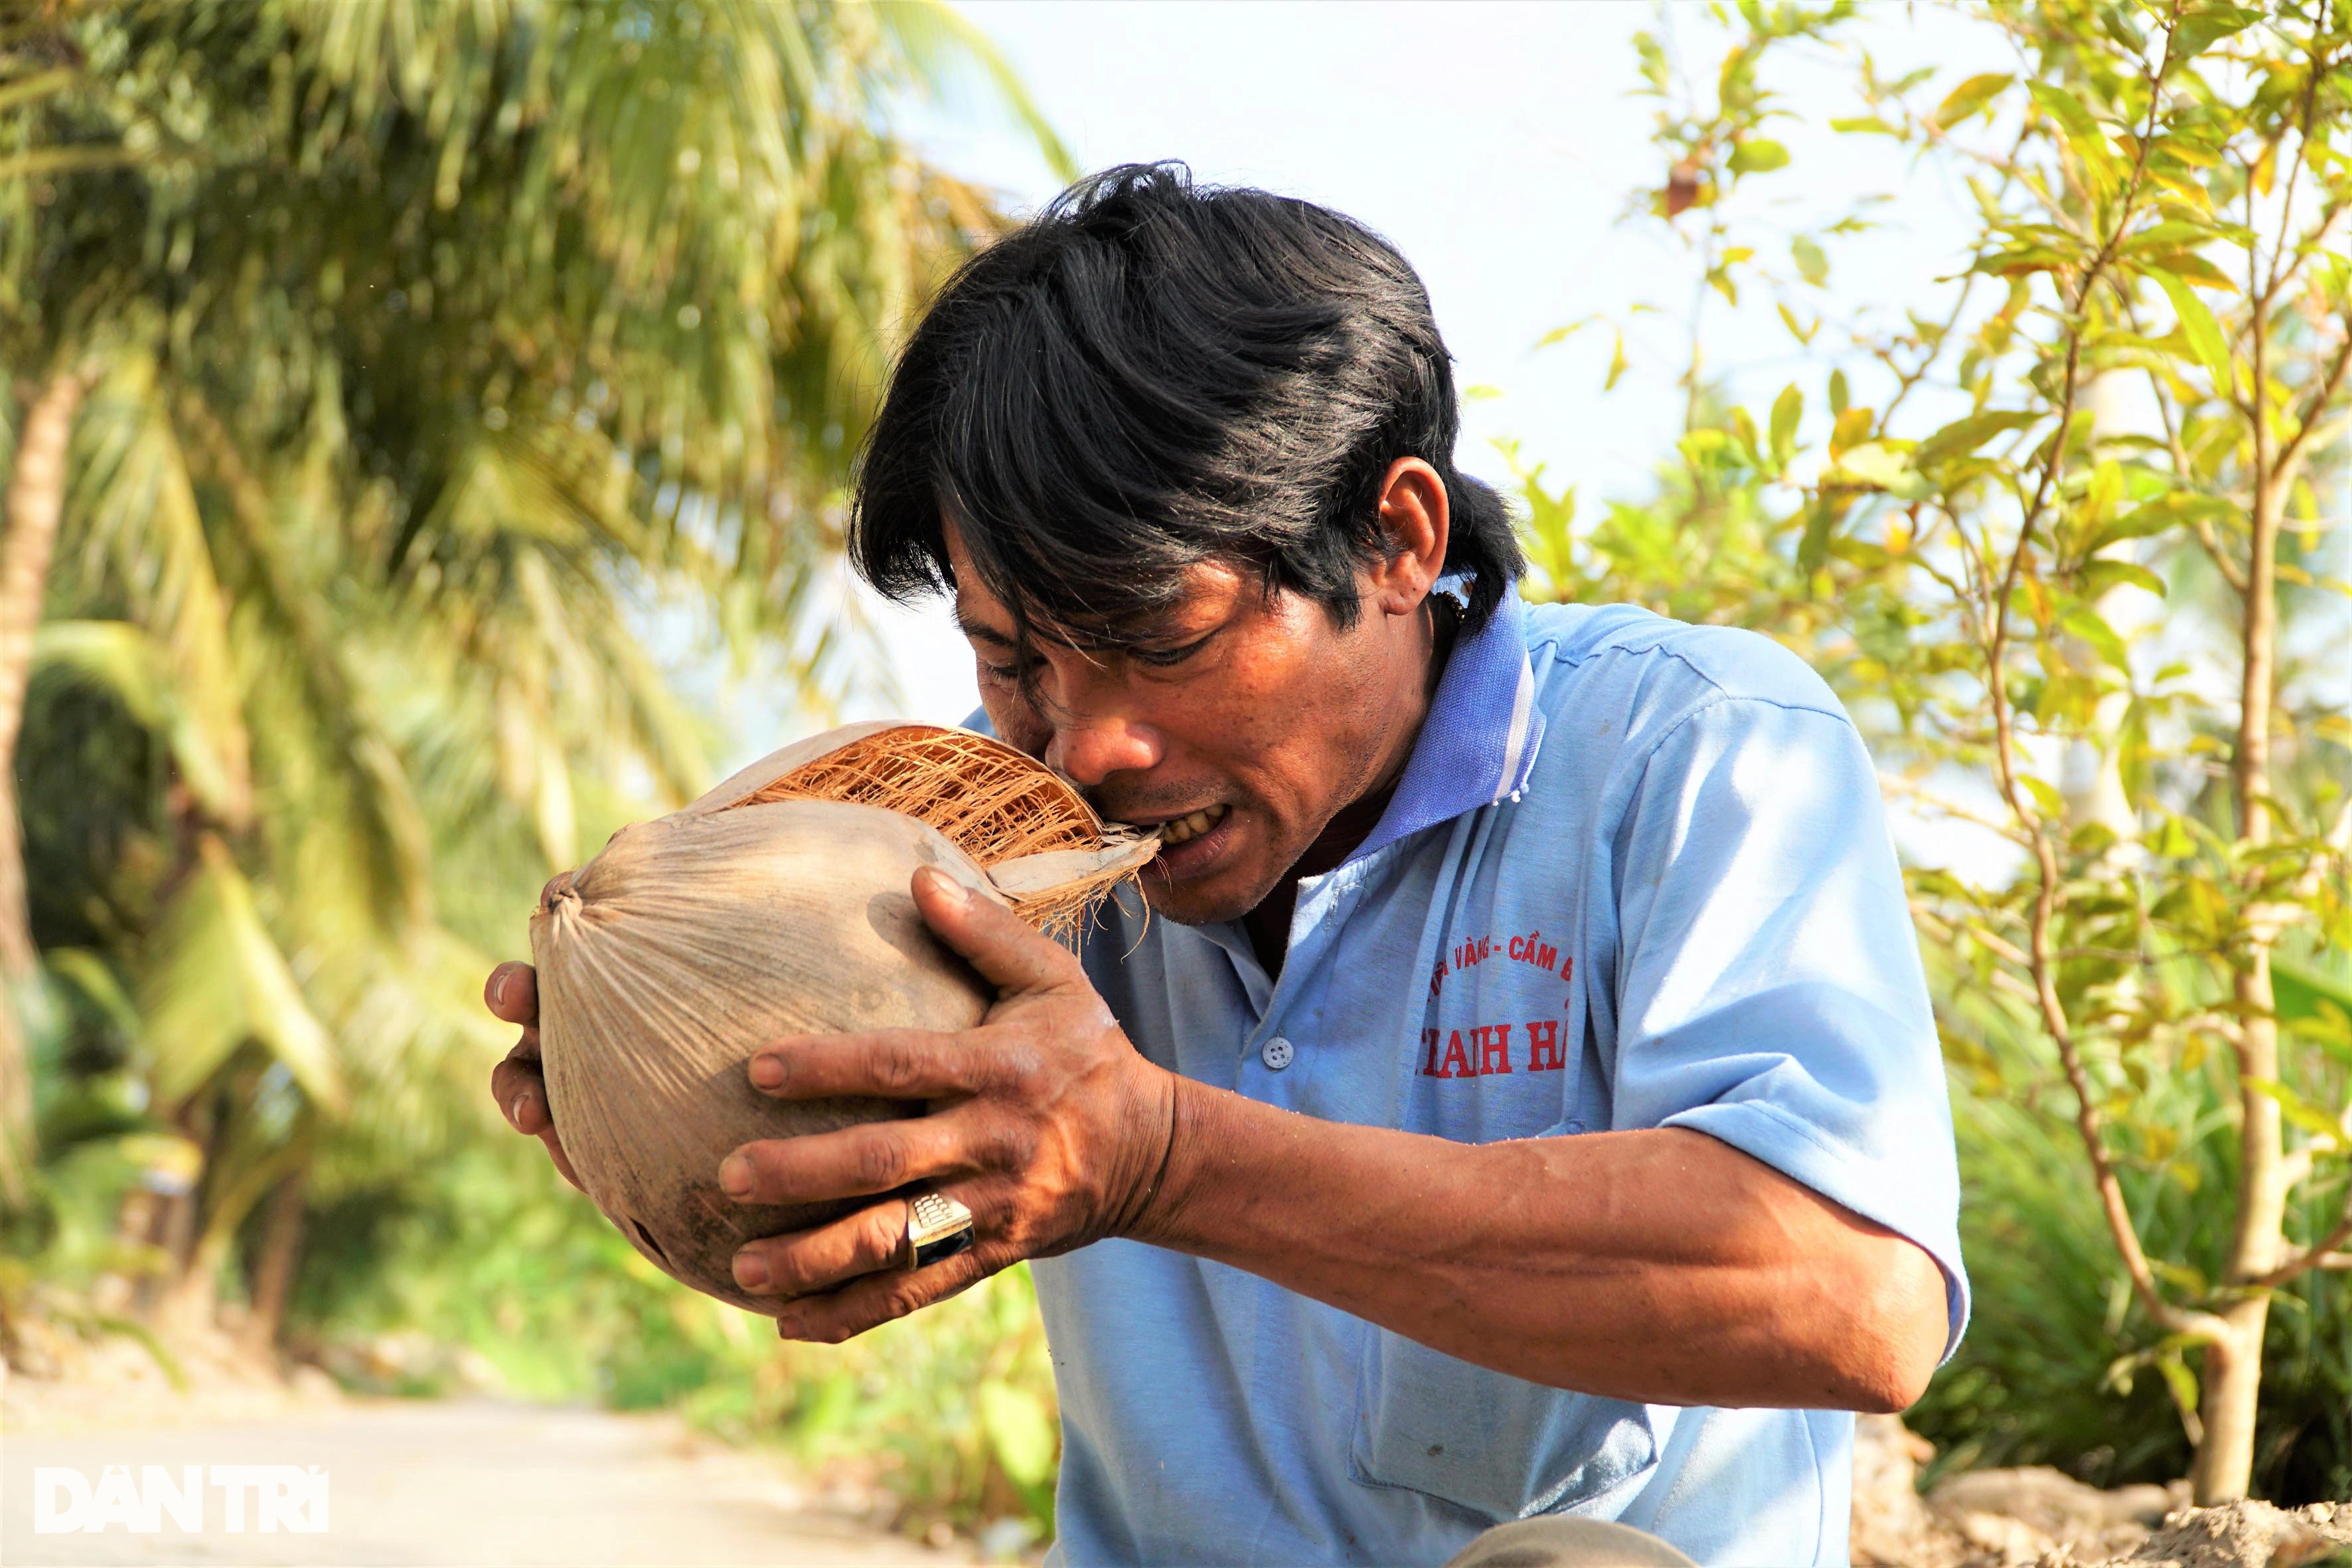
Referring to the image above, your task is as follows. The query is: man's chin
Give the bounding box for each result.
[1137,863,1281,927]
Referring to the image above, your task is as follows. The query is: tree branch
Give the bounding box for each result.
[2271,319,2352,489]
[1974,15,2238,1344]
[2249,1199,2352,1291]
[2253,37,2332,318]
[1878,773,2033,846]
[2133,319,2250,594]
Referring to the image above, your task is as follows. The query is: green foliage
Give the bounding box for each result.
[1911,946,2352,1501]
[289,1137,1061,1541]
[9,0,2350,1535]
[1535,0,2352,1501]
[2,0,1064,1544]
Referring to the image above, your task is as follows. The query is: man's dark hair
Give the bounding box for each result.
[850,163,1522,649]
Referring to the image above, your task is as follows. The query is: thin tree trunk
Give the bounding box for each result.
[2195,1227,2276,1500]
[0,366,88,1207]
[2194,346,2286,1503]
[242,1161,308,1358]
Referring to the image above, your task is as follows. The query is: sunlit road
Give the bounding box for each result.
[2,1397,966,1567]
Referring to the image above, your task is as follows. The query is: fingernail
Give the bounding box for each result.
[509,1091,530,1129]
[774,1314,801,1339]
[718,1154,753,1198]
[732,1250,769,1289]
[748,1053,785,1090]
[493,969,510,1007]
[925,865,972,906]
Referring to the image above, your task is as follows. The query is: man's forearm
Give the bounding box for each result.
[1127,1075,1946,1411]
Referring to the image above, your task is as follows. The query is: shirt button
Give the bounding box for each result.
[1261,1036,1294,1071]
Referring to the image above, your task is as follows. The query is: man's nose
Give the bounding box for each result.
[1046,713,1164,787]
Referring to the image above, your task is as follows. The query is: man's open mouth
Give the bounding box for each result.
[1157,803,1229,847]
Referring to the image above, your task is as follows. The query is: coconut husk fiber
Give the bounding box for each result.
[530,723,1155,1313]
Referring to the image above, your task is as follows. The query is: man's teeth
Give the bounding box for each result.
[1159,803,1229,846]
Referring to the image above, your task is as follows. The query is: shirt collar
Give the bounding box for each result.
[1346,582,1545,868]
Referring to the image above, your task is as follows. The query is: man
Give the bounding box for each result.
[488,165,1964,1567]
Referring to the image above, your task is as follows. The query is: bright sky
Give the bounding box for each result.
[787,0,2011,739]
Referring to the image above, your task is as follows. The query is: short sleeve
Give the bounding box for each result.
[1609,696,1970,1354]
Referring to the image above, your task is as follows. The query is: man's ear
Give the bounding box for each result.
[1369,457,1450,616]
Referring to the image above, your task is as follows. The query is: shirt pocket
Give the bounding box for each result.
[1349,1331,1658,1522]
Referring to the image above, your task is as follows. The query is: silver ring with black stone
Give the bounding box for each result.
[902,1190,977,1270]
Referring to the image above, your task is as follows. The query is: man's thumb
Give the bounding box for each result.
[911,864,1078,996]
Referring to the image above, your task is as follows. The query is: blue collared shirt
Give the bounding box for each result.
[1007,589,1966,1567]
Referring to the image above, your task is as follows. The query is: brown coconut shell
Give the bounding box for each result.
[528,724,1155,1314]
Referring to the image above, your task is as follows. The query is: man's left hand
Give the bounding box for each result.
[720,864,1176,1341]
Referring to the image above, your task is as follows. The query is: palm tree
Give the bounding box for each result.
[1,0,1063,1326]
[0,368,86,1204]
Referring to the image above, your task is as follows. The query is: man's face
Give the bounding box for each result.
[946,524,1431,926]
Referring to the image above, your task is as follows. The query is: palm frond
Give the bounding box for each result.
[142,834,346,1115]
[31,619,239,821]
[872,0,1077,181]
[62,351,252,826]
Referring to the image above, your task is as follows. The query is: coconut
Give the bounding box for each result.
[529,723,1153,1313]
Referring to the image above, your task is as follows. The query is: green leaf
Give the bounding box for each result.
[1634,30,1669,93]
[1728,139,1790,174]
[1770,384,1804,467]
[1915,409,2040,468]
[2141,250,2236,289]
[2061,604,2130,670]
[2150,268,2231,386]
[2243,1077,2347,1141]
[1791,234,1829,286]
[2079,459,2126,538]
[2127,219,2218,254]
[2157,1355,2202,1428]
[1798,497,1840,573]
[1933,72,2013,129]
[1727,406,1760,463]
[2096,7,2146,50]
[1603,329,1630,392]
[977,1379,1058,1487]
[1830,405,1875,458]
[2275,960,2352,1027]
[1830,116,1899,136]
[1537,313,1601,348]
[1829,368,1850,417]
[1776,301,1818,344]
[2172,3,2262,58]
[2092,493,2233,550]
[2078,559,2169,599]
[1836,441,1922,495]
[1974,244,2074,279]
[2027,81,2100,140]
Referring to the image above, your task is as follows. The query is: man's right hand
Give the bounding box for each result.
[486,962,582,1190]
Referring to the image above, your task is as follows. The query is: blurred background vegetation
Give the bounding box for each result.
[1512,0,2351,1508]
[0,0,2346,1555]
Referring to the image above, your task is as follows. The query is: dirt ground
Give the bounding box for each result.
[7,1345,2345,1568]
[1851,1415,2352,1568]
[1,1395,969,1568]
